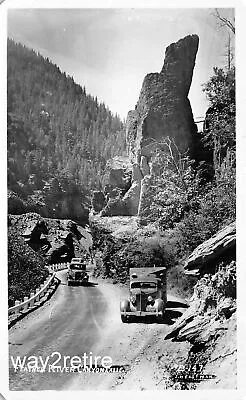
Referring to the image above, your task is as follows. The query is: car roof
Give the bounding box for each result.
[130,277,160,283]
[70,262,83,265]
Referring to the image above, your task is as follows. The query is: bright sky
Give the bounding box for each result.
[7,7,234,120]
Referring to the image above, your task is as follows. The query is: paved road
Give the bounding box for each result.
[9,271,109,390]
[9,271,188,391]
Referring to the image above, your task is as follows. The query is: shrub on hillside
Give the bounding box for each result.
[8,228,49,306]
[139,138,201,229]
[215,261,236,299]
[93,232,174,283]
[167,264,198,299]
[175,152,235,257]
[192,261,236,314]
[202,66,235,157]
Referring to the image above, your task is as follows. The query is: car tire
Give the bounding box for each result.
[121,315,128,323]
[157,310,164,323]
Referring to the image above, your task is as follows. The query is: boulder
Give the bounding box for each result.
[184,221,236,275]
[102,156,132,196]
[101,181,141,217]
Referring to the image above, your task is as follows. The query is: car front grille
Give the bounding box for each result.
[136,292,147,311]
[75,272,81,280]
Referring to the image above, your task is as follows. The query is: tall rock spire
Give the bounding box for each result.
[100,35,200,218]
[126,34,199,163]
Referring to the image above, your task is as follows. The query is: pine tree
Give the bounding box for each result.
[7,39,126,222]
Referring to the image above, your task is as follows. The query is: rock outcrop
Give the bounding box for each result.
[165,223,236,345]
[184,221,236,275]
[126,34,199,163]
[8,213,93,264]
[102,156,132,197]
[165,262,236,344]
[101,34,200,217]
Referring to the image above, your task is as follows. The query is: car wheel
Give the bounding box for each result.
[121,315,128,323]
[157,311,164,323]
[67,281,71,286]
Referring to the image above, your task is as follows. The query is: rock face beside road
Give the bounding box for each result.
[165,264,236,344]
[184,221,236,275]
[8,213,92,264]
[165,222,236,387]
[100,35,200,217]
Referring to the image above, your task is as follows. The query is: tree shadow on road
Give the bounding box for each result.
[125,300,189,325]
[61,281,98,287]
[166,300,189,309]
[84,282,98,287]
[127,308,184,325]
[163,309,183,325]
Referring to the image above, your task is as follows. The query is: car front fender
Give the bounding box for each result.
[154,298,164,312]
[120,299,130,312]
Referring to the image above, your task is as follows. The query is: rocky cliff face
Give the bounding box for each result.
[164,222,236,388]
[8,213,93,264]
[184,221,236,276]
[126,34,199,164]
[101,34,200,218]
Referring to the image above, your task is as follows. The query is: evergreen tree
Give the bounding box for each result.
[7,39,126,222]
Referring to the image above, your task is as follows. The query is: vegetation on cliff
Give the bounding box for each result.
[91,221,174,283]
[91,63,236,302]
[8,227,49,307]
[141,65,235,257]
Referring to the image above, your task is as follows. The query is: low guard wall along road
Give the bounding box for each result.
[8,263,69,317]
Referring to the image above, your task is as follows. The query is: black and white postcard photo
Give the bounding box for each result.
[0,1,245,398]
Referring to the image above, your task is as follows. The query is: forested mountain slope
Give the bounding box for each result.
[7,39,126,223]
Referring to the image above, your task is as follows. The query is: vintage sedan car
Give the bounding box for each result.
[120,267,167,322]
[67,258,89,285]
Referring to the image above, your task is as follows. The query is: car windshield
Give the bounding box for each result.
[70,264,85,270]
[131,282,157,289]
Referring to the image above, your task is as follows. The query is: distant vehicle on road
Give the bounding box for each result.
[67,257,89,286]
[120,267,167,322]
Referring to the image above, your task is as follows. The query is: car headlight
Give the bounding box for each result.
[130,295,136,304]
